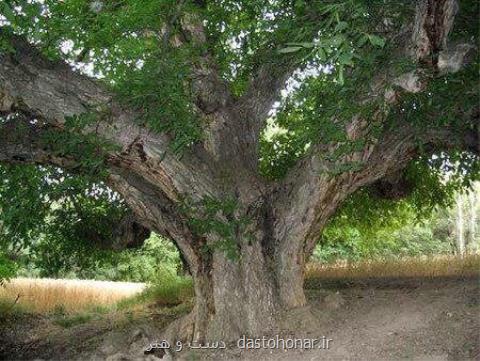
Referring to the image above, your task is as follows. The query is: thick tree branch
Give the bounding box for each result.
[162,12,266,179]
[0,116,77,168]
[0,33,231,271]
[0,115,207,271]
[0,33,222,202]
[108,171,206,272]
[275,119,478,261]
[268,0,477,304]
[225,60,296,171]
[237,59,297,126]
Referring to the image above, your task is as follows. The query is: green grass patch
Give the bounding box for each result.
[0,297,29,320]
[117,267,194,310]
[53,313,94,328]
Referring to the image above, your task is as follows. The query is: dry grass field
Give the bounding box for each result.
[0,277,145,313]
[0,255,478,315]
[306,254,480,281]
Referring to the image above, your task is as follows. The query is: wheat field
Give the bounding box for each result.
[306,254,480,281]
[0,277,145,313]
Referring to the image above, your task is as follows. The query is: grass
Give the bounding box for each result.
[117,273,194,310]
[0,297,29,319]
[53,312,94,328]
[1,255,478,317]
[306,254,480,283]
[0,277,145,314]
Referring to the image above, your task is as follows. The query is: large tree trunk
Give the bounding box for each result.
[203,246,278,340]
[179,241,307,343]
[157,195,310,342]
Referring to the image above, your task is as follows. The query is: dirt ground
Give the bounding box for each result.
[1,276,478,361]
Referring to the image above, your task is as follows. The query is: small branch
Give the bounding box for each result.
[162,0,188,47]
[11,293,21,308]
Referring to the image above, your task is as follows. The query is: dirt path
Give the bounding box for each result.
[222,277,479,361]
[1,277,478,361]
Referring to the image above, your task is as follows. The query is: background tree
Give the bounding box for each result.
[452,181,480,255]
[0,0,478,342]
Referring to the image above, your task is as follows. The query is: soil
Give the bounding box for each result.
[0,276,478,361]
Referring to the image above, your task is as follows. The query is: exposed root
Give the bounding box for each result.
[160,310,196,345]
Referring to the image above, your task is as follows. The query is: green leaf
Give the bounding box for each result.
[278,46,303,54]
[368,34,386,48]
[338,52,354,66]
[286,42,315,48]
[358,34,369,47]
[335,21,348,32]
[0,3,16,22]
[330,34,345,47]
[316,47,326,60]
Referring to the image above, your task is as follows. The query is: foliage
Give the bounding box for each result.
[117,265,193,309]
[91,234,181,282]
[0,0,414,155]
[53,312,94,328]
[181,196,252,260]
[40,113,119,176]
[1,0,203,153]
[260,60,479,182]
[0,163,181,282]
[113,49,202,153]
[0,164,128,278]
[386,59,480,135]
[0,1,478,279]
[313,174,480,264]
[0,252,16,286]
[139,268,193,308]
[0,0,477,170]
[313,212,456,263]
[15,232,181,283]
[257,2,478,181]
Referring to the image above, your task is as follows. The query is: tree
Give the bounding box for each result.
[453,181,480,255]
[0,0,478,342]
